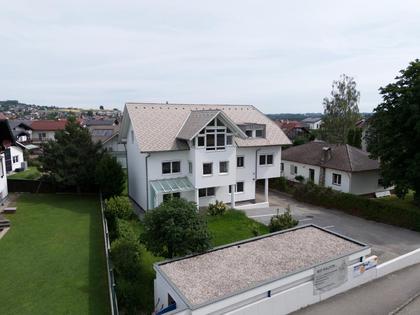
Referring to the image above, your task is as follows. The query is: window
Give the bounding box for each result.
[245,130,253,137]
[259,154,273,165]
[0,158,3,177]
[290,164,297,175]
[229,182,244,193]
[196,117,232,151]
[203,163,213,175]
[199,187,215,197]
[332,173,341,186]
[237,156,244,168]
[163,192,180,202]
[309,168,315,182]
[281,163,284,172]
[168,294,176,306]
[162,161,181,174]
[188,161,193,174]
[255,129,263,138]
[378,178,384,187]
[226,135,233,145]
[12,156,19,163]
[219,161,229,174]
[197,136,205,147]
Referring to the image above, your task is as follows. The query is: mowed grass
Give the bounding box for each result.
[8,166,41,180]
[133,209,269,313]
[0,194,110,315]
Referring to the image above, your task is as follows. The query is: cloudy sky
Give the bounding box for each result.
[1,1,419,113]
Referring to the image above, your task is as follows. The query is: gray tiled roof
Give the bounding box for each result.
[302,117,322,123]
[176,110,220,140]
[282,141,379,172]
[124,103,291,152]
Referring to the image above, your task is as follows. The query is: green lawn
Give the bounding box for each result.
[378,191,420,210]
[0,194,110,315]
[130,209,268,313]
[8,167,41,180]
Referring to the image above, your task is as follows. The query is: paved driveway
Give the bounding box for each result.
[243,189,420,262]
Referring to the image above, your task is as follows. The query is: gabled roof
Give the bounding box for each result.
[302,117,322,123]
[282,141,379,172]
[176,110,246,140]
[8,120,33,130]
[31,120,67,131]
[84,119,116,126]
[120,103,291,152]
[0,114,15,152]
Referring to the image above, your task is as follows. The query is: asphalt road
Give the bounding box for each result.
[245,189,420,262]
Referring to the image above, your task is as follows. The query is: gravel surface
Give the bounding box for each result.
[159,226,364,306]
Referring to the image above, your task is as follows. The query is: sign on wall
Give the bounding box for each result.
[353,256,378,278]
[314,257,348,294]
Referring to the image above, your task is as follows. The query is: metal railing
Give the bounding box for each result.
[100,194,119,315]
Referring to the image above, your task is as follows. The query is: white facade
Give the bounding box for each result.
[8,146,24,172]
[0,153,8,200]
[125,119,281,210]
[103,135,127,168]
[32,130,56,143]
[282,159,387,195]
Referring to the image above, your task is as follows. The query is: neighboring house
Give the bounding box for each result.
[281,141,389,195]
[0,113,15,200]
[119,103,291,210]
[275,120,310,141]
[4,145,24,173]
[85,119,127,168]
[302,117,322,130]
[31,120,67,143]
[8,120,33,143]
[356,118,369,151]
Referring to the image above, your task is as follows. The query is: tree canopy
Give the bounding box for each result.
[40,117,102,191]
[320,74,361,144]
[96,153,125,198]
[367,59,420,204]
[141,198,211,258]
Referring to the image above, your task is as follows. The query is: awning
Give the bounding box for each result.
[150,177,194,194]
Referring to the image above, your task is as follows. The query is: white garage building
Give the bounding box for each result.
[154,225,376,315]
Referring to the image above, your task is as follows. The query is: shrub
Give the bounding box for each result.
[249,222,262,237]
[141,198,211,258]
[295,175,305,183]
[207,200,227,216]
[271,177,288,192]
[293,182,420,232]
[111,237,141,279]
[115,218,138,241]
[268,206,298,232]
[104,196,133,220]
[96,153,125,198]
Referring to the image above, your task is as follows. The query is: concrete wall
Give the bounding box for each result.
[0,153,8,200]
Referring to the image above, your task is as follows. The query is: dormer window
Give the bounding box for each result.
[245,130,252,137]
[255,129,264,138]
[239,124,266,139]
[195,117,233,151]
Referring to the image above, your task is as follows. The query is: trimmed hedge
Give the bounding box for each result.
[293,182,420,232]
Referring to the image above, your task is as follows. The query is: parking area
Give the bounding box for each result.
[243,189,420,262]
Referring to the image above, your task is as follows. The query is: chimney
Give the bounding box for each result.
[322,147,331,162]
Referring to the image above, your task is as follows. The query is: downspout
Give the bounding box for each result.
[123,142,129,197]
[255,148,261,181]
[145,153,151,211]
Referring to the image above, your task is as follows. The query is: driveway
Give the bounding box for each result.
[243,189,420,262]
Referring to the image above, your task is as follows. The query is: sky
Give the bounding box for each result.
[1,1,419,113]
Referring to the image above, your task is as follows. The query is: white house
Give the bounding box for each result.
[301,117,322,130]
[0,114,15,201]
[281,141,390,195]
[102,133,127,168]
[30,120,67,144]
[154,225,375,315]
[119,103,291,210]
[4,145,24,173]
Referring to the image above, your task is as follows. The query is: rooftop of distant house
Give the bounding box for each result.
[282,141,379,172]
[275,120,307,131]
[301,117,322,123]
[30,120,67,131]
[156,225,367,308]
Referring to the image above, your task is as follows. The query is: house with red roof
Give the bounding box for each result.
[30,120,67,144]
[275,120,310,141]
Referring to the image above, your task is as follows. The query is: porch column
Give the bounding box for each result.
[264,178,269,203]
[230,184,236,208]
[195,189,199,210]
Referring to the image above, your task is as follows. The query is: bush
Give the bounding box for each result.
[293,182,420,231]
[295,175,305,183]
[207,200,227,216]
[104,196,133,220]
[141,198,211,258]
[268,206,298,232]
[115,218,138,241]
[270,177,296,194]
[95,153,125,198]
[111,237,141,279]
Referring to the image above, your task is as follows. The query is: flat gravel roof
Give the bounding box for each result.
[158,226,365,307]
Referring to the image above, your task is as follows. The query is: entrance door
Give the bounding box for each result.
[309,168,315,182]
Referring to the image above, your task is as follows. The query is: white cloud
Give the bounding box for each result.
[1,0,419,112]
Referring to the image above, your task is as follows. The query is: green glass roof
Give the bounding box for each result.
[150,177,194,194]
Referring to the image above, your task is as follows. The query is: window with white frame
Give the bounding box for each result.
[188,161,193,174]
[0,158,3,177]
[12,156,19,163]
[162,161,181,174]
[237,156,244,168]
[255,129,264,138]
[219,161,229,174]
[290,164,297,175]
[259,154,273,165]
[203,162,213,175]
[245,130,252,137]
[332,173,342,186]
[229,181,244,193]
[163,192,180,202]
[199,187,215,197]
[281,162,284,172]
[196,118,233,151]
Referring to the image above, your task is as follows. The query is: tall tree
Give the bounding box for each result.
[40,116,102,191]
[320,74,361,144]
[367,60,420,204]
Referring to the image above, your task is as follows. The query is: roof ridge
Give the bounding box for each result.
[125,102,254,107]
[345,144,354,172]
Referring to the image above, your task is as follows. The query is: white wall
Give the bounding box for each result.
[32,130,56,142]
[282,160,321,184]
[0,153,8,200]
[324,168,351,193]
[9,146,24,172]
[350,170,388,195]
